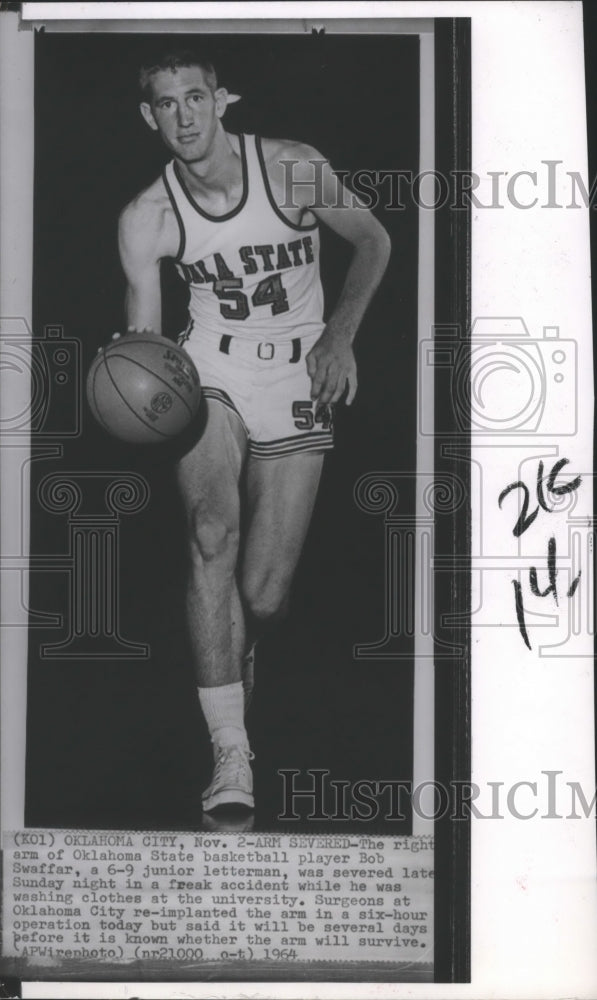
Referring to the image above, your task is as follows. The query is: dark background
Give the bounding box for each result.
[26,32,420,832]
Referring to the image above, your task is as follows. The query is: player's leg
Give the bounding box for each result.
[176,400,247,687]
[176,400,253,810]
[240,450,325,636]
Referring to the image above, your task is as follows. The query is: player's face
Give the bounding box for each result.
[140,66,227,163]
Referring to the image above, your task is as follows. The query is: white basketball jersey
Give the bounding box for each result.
[163,134,325,343]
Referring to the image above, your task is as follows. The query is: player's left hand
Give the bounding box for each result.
[306,329,358,407]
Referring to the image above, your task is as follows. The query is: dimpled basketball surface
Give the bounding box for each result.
[86,333,201,444]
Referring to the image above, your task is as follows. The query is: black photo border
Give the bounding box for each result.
[433,17,471,985]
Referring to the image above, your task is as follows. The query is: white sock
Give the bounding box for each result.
[198,682,249,750]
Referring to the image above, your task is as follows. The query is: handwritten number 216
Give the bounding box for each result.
[498,458,581,537]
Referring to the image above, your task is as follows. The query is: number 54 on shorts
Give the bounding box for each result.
[292,400,333,431]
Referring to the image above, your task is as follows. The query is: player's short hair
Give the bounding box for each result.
[139,49,218,102]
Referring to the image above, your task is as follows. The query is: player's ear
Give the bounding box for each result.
[214,87,228,119]
[139,102,159,131]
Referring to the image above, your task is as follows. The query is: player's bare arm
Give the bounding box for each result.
[264,139,392,407]
[118,179,180,336]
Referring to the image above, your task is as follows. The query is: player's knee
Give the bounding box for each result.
[188,509,239,565]
[242,572,290,624]
[247,590,288,625]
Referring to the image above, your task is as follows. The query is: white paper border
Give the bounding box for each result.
[2,1,595,997]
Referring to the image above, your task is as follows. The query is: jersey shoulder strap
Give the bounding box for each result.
[250,133,319,233]
[161,161,187,261]
[243,133,274,215]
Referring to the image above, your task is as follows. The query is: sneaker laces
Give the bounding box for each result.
[211,744,255,787]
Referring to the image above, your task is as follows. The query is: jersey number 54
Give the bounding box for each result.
[214,274,289,320]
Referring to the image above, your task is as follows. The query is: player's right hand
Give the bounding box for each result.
[97,327,154,352]
[112,326,157,340]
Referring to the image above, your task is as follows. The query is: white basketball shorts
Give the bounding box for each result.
[177,326,334,459]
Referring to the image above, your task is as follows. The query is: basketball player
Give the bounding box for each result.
[118,50,391,811]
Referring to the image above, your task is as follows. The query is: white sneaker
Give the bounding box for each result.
[202,811,255,832]
[242,643,256,713]
[202,744,255,812]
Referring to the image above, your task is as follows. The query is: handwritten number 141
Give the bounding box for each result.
[498,459,581,649]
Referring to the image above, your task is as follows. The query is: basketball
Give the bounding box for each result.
[86,332,201,444]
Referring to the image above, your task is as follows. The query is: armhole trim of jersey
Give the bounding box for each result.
[173,133,249,222]
[255,135,319,233]
[162,167,186,262]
